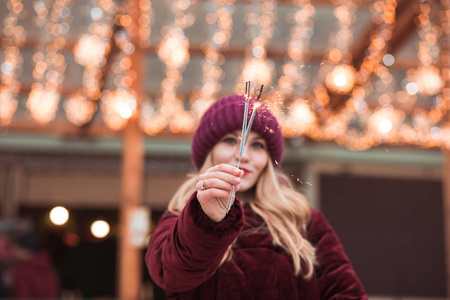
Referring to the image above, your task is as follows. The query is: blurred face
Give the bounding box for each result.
[211,130,269,192]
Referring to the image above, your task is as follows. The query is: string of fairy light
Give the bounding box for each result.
[356,0,397,85]
[277,0,317,138]
[0,0,25,126]
[101,1,139,131]
[407,1,444,96]
[190,0,235,119]
[0,0,449,151]
[326,0,400,150]
[235,0,277,91]
[322,0,358,95]
[26,0,72,124]
[68,0,117,126]
[278,0,315,97]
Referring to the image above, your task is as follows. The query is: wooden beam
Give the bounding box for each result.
[386,0,417,55]
[327,0,418,110]
[5,118,193,138]
[351,0,416,67]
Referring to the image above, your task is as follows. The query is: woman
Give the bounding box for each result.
[145,94,367,299]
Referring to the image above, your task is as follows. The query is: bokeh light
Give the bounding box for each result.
[91,220,110,239]
[50,206,69,226]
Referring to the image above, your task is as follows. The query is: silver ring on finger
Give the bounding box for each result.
[201,179,209,190]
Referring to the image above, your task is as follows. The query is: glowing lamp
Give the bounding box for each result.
[283,99,316,136]
[27,85,60,124]
[91,220,110,239]
[368,105,405,142]
[157,28,190,69]
[73,34,107,67]
[241,58,274,86]
[50,206,69,226]
[101,89,137,130]
[377,119,393,133]
[64,94,96,126]
[413,66,444,96]
[325,64,356,94]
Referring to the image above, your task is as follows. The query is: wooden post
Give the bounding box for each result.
[440,0,450,296]
[118,0,145,299]
[118,118,144,300]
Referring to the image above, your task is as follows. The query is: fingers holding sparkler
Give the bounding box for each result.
[197,163,244,222]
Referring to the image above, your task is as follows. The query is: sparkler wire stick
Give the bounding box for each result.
[226,82,249,212]
[226,83,263,213]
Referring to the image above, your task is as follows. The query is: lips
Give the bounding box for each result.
[239,167,251,176]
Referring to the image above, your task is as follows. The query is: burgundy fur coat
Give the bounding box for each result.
[146,192,367,299]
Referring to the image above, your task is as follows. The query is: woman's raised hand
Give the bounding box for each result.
[196,163,244,223]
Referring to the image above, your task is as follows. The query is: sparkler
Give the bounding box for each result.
[226,81,263,213]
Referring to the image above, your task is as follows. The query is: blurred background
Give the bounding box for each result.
[0,0,449,299]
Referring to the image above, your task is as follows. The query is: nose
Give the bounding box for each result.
[233,137,250,163]
[238,143,250,163]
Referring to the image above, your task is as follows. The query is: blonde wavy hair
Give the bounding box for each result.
[168,153,317,278]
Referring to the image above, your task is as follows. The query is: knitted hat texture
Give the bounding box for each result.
[192,94,284,170]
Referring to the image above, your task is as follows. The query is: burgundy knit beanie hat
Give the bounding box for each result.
[192,94,284,170]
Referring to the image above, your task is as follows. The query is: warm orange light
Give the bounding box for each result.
[240,58,274,87]
[368,105,405,141]
[325,64,356,94]
[101,89,137,130]
[328,48,342,64]
[253,102,262,110]
[64,94,96,126]
[0,87,18,126]
[157,28,190,69]
[73,34,108,98]
[282,99,317,137]
[27,84,60,124]
[412,66,444,96]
